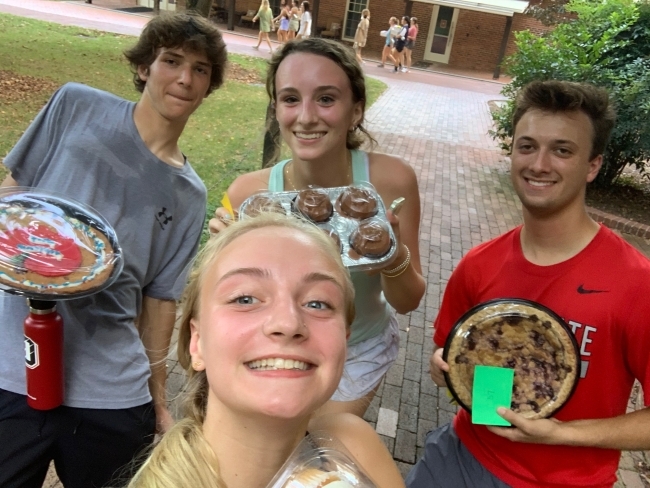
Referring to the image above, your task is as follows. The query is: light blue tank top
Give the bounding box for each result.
[268,150,393,345]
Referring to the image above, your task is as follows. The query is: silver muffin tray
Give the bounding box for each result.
[239,184,398,272]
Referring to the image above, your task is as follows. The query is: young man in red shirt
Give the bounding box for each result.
[408,80,650,488]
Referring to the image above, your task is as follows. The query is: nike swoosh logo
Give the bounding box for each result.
[577,284,609,294]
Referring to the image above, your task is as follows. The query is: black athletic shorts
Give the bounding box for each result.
[406,424,512,488]
[0,388,156,488]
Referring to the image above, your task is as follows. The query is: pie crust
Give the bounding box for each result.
[444,299,579,420]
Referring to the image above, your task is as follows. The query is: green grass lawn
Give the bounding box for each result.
[0,13,386,237]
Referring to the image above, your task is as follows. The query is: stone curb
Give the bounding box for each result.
[587,206,650,239]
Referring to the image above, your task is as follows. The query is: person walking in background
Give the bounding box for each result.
[296,0,311,39]
[353,9,370,64]
[402,17,418,73]
[392,16,409,73]
[377,16,398,68]
[252,0,274,53]
[288,0,300,40]
[274,0,291,44]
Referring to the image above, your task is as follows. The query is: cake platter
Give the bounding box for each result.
[0,187,123,300]
[442,298,580,420]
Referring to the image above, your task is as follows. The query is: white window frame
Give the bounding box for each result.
[342,0,369,41]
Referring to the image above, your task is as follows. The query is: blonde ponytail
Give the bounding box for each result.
[128,370,225,488]
[128,418,225,488]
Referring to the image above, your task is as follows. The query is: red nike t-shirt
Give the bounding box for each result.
[433,225,650,488]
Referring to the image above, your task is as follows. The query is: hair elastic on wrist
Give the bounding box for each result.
[382,246,411,278]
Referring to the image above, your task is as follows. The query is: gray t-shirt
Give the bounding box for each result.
[0,83,207,409]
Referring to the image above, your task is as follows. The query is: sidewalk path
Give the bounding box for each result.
[0,0,147,35]
[2,2,644,486]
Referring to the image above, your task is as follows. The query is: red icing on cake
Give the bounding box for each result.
[0,222,82,277]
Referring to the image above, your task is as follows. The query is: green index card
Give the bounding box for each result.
[472,365,514,426]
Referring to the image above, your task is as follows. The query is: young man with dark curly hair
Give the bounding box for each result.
[0,13,227,487]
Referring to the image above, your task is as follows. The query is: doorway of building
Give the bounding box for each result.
[137,0,176,11]
[424,5,458,64]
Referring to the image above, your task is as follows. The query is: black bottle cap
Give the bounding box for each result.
[28,299,57,311]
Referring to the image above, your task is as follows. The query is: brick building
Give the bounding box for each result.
[332,0,549,78]
[139,0,550,79]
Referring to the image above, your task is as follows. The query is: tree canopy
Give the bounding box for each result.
[491,0,650,187]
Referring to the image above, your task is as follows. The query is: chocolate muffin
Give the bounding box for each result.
[336,186,378,220]
[295,189,333,222]
[242,195,284,217]
[349,221,391,257]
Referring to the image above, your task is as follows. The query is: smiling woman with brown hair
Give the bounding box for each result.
[210,38,425,419]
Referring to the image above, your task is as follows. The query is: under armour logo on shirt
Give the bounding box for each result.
[156,208,173,230]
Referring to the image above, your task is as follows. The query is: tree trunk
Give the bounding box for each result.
[192,0,213,17]
[227,0,236,30]
[311,0,320,38]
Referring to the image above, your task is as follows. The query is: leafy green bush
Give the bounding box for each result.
[490,0,650,187]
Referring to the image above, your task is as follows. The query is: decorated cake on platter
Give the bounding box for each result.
[0,190,120,297]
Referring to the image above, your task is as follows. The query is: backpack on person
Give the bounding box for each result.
[394,25,407,50]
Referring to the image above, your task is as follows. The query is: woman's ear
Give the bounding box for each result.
[351,102,363,130]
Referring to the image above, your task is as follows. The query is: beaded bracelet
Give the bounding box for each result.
[382,246,411,278]
[382,262,411,278]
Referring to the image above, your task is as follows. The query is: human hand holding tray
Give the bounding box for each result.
[443,299,580,420]
[0,187,123,300]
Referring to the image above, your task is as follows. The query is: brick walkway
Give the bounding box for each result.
[1,1,645,486]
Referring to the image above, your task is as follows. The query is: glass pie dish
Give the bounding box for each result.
[443,298,580,420]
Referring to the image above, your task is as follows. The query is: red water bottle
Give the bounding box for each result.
[24,299,64,410]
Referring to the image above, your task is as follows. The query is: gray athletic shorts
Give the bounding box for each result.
[331,315,399,402]
[406,424,511,488]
